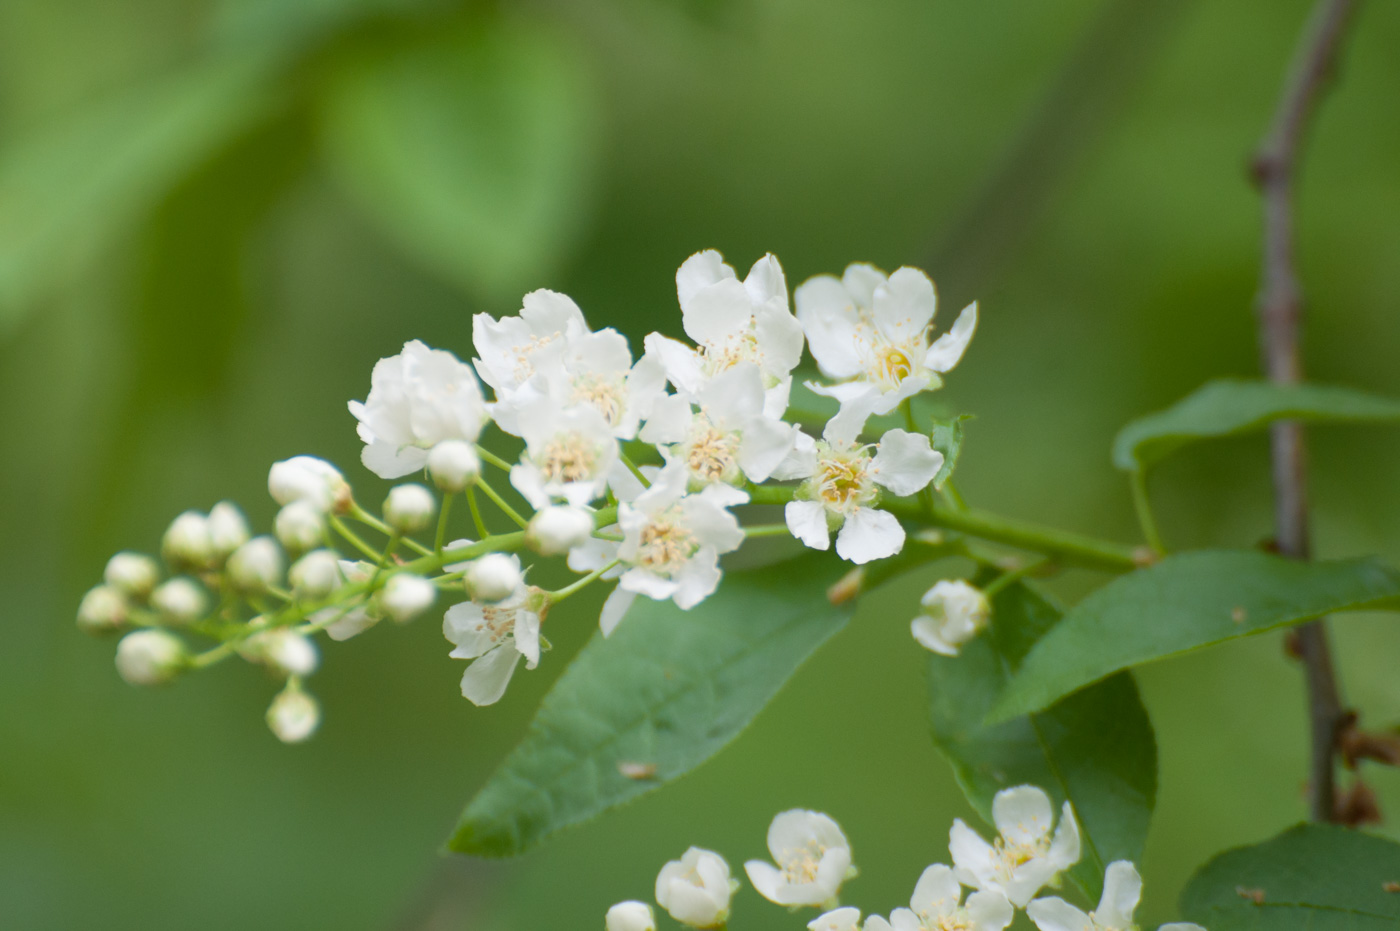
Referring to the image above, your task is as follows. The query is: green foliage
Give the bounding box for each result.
[928,577,1155,902]
[993,550,1400,720]
[450,553,854,857]
[930,414,972,489]
[1179,824,1400,928]
[1112,379,1400,473]
[319,21,599,302]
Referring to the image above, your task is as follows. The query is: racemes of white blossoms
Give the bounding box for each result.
[797,263,976,415]
[745,809,855,908]
[866,864,1013,931]
[950,785,1081,908]
[349,340,488,479]
[783,400,943,564]
[645,250,805,419]
[510,398,620,509]
[1027,861,1206,931]
[443,566,543,707]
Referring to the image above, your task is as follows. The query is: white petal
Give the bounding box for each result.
[863,916,895,931]
[737,417,798,483]
[361,441,425,480]
[887,909,924,931]
[677,249,736,308]
[767,810,849,861]
[807,908,862,931]
[1006,858,1059,908]
[822,394,878,448]
[993,786,1054,846]
[509,462,550,510]
[812,844,852,902]
[965,890,1015,931]
[514,610,541,668]
[671,555,722,610]
[1049,801,1082,870]
[1158,925,1208,931]
[520,288,587,338]
[744,860,786,904]
[743,253,787,307]
[841,263,886,307]
[871,429,942,496]
[835,508,905,564]
[644,333,707,398]
[949,819,995,882]
[867,372,934,416]
[785,500,830,550]
[640,394,695,444]
[699,362,765,430]
[621,567,679,601]
[443,602,494,658]
[599,586,637,637]
[459,647,522,706]
[910,864,961,917]
[752,305,805,377]
[770,430,817,481]
[1095,861,1141,929]
[871,266,936,345]
[795,275,863,378]
[911,616,960,656]
[682,278,752,347]
[659,879,723,927]
[1025,897,1092,931]
[925,301,978,373]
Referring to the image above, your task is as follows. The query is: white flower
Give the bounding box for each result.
[242,628,319,677]
[162,511,213,570]
[464,553,524,603]
[655,847,736,929]
[378,573,436,623]
[912,580,991,656]
[443,583,542,706]
[349,340,488,479]
[115,630,187,686]
[810,907,864,931]
[950,785,1081,908]
[267,688,320,743]
[783,401,942,564]
[886,864,1013,931]
[641,362,797,488]
[78,585,128,632]
[275,501,325,552]
[473,289,590,399]
[527,505,595,556]
[207,501,251,558]
[510,400,619,509]
[606,901,657,931]
[427,439,481,492]
[644,250,804,418]
[290,549,344,600]
[797,264,977,415]
[269,456,350,513]
[384,483,436,533]
[226,537,284,592]
[104,553,158,598]
[745,809,853,907]
[150,578,208,624]
[1027,861,1199,931]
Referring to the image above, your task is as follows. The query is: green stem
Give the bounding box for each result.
[983,556,1053,597]
[466,487,488,539]
[939,478,969,512]
[549,559,621,604]
[1129,470,1167,556]
[619,452,651,488]
[435,494,454,554]
[474,444,513,473]
[742,523,791,538]
[349,504,432,557]
[475,478,529,529]
[329,516,381,562]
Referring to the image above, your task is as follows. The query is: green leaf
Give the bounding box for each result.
[1112,379,1400,473]
[450,553,854,857]
[319,21,599,301]
[928,577,1156,902]
[992,550,1400,721]
[1180,823,1400,928]
[0,51,282,331]
[930,415,972,490]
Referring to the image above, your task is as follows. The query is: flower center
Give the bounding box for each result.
[698,325,762,375]
[992,834,1051,882]
[636,510,699,574]
[571,374,626,426]
[539,432,599,485]
[681,416,741,484]
[924,910,974,931]
[780,842,825,885]
[473,604,516,645]
[812,444,877,514]
[511,330,564,383]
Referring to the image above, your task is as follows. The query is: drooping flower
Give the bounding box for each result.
[950,785,1081,908]
[797,263,976,414]
[641,362,798,488]
[349,340,488,479]
[1027,861,1206,931]
[745,809,854,908]
[472,289,590,400]
[783,400,942,564]
[655,847,737,929]
[510,399,619,509]
[884,864,1013,931]
[443,583,543,706]
[912,580,991,656]
[644,250,805,418]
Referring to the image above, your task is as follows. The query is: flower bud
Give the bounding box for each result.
[465,553,522,603]
[526,505,594,556]
[606,901,657,931]
[162,511,213,570]
[243,628,319,677]
[384,483,435,534]
[115,629,188,686]
[268,456,350,513]
[104,552,159,598]
[77,584,128,633]
[655,848,734,928]
[227,536,284,592]
[267,687,320,743]
[289,549,343,600]
[427,439,481,493]
[911,579,990,656]
[207,501,251,558]
[379,573,436,623]
[150,577,209,624]
[275,501,325,552]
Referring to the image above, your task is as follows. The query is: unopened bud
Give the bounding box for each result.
[427,439,481,493]
[267,687,320,743]
[911,579,991,657]
[527,505,593,556]
[115,629,188,685]
[465,553,523,603]
[384,483,435,534]
[289,549,343,600]
[606,901,657,931]
[78,584,128,633]
[379,573,436,623]
[275,501,325,552]
[162,511,213,570]
[150,577,209,624]
[268,456,350,513]
[243,628,319,677]
[227,536,284,592]
[104,552,160,598]
[207,501,251,558]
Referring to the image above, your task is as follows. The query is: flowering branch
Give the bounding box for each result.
[1251,0,1360,823]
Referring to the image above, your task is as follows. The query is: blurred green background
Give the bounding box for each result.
[3,0,1400,927]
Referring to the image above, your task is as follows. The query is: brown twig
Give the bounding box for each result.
[1251,0,1360,823]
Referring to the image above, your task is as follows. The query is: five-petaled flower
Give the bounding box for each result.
[950,785,1081,908]
[866,864,1013,931]
[745,809,855,908]
[1027,860,1206,931]
[442,572,544,707]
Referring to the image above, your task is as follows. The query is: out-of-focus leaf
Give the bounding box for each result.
[450,553,853,857]
[992,550,1400,721]
[928,576,1155,902]
[0,51,283,331]
[1179,824,1400,928]
[318,21,598,301]
[930,414,972,489]
[1112,379,1400,473]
